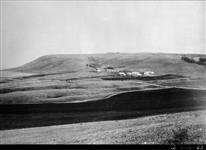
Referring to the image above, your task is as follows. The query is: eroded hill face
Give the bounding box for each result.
[7,53,206,77]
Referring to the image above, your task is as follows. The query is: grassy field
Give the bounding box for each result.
[0,87,205,130]
[1,110,205,144]
[0,53,206,144]
[1,53,206,104]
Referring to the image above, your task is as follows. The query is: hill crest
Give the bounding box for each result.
[7,53,206,77]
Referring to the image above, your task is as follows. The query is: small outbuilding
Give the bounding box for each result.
[144,71,154,76]
[131,72,142,77]
[118,72,126,77]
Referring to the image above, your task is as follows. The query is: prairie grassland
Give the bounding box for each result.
[0,53,206,144]
[1,53,205,104]
[0,110,205,144]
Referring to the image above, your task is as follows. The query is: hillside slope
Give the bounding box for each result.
[8,54,89,73]
[8,53,206,77]
[1,110,205,144]
[0,87,205,130]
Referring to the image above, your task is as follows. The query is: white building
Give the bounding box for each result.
[96,68,101,72]
[144,71,154,76]
[118,72,126,77]
[125,72,132,76]
[131,72,142,77]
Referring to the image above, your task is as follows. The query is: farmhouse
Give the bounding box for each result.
[131,72,142,77]
[118,72,126,77]
[144,71,154,76]
[126,72,132,76]
[95,68,101,72]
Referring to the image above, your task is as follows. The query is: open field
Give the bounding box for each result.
[0,87,205,130]
[1,53,206,104]
[0,53,206,143]
[1,110,206,144]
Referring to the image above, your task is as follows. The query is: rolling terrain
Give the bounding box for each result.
[1,53,206,104]
[1,110,206,144]
[7,53,206,77]
[0,87,206,130]
[0,53,206,144]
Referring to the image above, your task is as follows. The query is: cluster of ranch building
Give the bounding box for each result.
[117,71,154,77]
[87,64,155,77]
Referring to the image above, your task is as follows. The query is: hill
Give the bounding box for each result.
[1,53,205,105]
[7,53,206,77]
[7,54,89,74]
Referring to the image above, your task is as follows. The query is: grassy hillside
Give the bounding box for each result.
[8,54,89,73]
[1,53,205,104]
[0,87,205,130]
[8,53,206,77]
[1,110,205,144]
[1,87,205,113]
[1,53,206,143]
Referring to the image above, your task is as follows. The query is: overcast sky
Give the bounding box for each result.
[1,1,205,69]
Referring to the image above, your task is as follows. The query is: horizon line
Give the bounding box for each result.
[1,51,205,70]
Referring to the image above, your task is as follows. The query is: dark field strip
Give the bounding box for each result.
[0,87,205,113]
[101,74,186,81]
[0,107,205,130]
[0,87,206,130]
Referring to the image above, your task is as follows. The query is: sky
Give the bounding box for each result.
[0,1,205,69]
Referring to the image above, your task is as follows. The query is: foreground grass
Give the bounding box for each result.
[0,110,205,144]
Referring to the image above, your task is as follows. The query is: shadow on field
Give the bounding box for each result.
[0,87,206,130]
